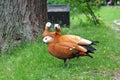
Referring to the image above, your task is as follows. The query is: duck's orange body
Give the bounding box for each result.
[53,24,98,45]
[55,34,93,45]
[48,42,87,60]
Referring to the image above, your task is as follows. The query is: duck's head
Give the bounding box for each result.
[54,24,61,30]
[45,22,52,29]
[42,36,54,44]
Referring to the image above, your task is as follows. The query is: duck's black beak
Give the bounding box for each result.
[54,27,57,30]
[41,41,45,44]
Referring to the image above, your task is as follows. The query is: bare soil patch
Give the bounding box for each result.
[112,73,120,80]
[111,6,120,8]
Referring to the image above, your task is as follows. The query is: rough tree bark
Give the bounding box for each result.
[0,0,47,52]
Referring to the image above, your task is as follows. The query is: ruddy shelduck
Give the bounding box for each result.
[54,24,99,45]
[43,36,96,66]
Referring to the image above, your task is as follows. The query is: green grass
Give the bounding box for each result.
[99,7,120,23]
[0,7,120,80]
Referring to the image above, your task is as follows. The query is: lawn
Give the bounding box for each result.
[0,7,120,80]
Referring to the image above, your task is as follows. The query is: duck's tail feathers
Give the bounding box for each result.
[82,45,96,58]
[80,45,96,53]
[86,53,93,58]
[91,41,99,45]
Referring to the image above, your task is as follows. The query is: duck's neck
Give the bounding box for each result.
[55,29,61,35]
[45,27,49,31]
[47,42,54,47]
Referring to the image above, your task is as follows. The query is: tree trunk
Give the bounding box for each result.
[0,0,47,52]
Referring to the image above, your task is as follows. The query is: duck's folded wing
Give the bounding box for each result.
[59,35,92,45]
[57,42,87,53]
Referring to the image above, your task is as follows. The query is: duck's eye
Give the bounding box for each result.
[45,38,47,40]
